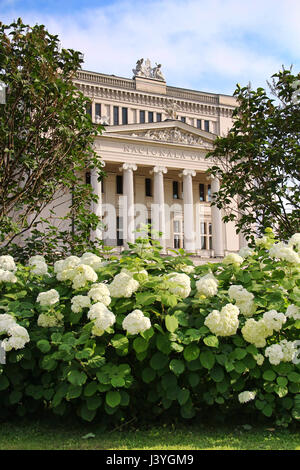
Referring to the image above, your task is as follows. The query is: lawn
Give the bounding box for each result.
[0,419,299,450]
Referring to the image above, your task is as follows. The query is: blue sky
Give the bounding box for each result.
[1,0,300,95]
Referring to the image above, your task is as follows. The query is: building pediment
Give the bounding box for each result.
[101,120,216,150]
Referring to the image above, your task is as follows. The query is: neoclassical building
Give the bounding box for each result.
[74,59,243,257]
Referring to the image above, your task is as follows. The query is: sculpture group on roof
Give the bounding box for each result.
[132,58,165,81]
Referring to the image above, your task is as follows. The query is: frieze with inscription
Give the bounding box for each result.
[123,143,205,161]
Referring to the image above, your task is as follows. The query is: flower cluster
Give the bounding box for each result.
[238,391,256,403]
[108,272,139,298]
[71,295,91,313]
[195,273,218,297]
[37,289,60,307]
[286,304,300,321]
[28,255,48,276]
[204,303,240,337]
[54,255,98,289]
[265,340,297,365]
[87,302,116,336]
[0,255,17,283]
[37,311,63,328]
[122,309,151,335]
[288,233,300,252]
[269,242,300,264]
[87,283,111,306]
[222,253,244,266]
[228,285,257,317]
[238,246,254,258]
[167,273,191,299]
[0,314,30,351]
[241,309,286,348]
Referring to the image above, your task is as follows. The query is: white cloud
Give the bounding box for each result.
[1,0,300,94]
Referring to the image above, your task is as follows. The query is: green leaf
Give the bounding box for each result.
[169,359,185,376]
[9,390,22,404]
[210,366,225,383]
[150,352,169,370]
[0,375,9,391]
[142,368,156,384]
[86,395,102,410]
[177,389,190,406]
[106,390,121,408]
[183,344,200,362]
[37,339,51,353]
[288,372,300,383]
[262,404,273,417]
[80,404,97,422]
[203,335,219,348]
[84,382,98,397]
[67,385,82,400]
[111,376,125,388]
[165,315,178,333]
[67,369,87,387]
[133,337,148,354]
[200,351,215,370]
[263,370,276,382]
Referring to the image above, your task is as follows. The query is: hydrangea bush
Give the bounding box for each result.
[0,229,299,426]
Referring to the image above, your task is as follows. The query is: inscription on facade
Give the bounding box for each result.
[123,144,204,161]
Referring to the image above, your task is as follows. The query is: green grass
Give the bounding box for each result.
[0,419,299,450]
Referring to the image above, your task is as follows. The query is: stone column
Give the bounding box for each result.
[90,164,104,243]
[121,163,137,245]
[152,166,168,251]
[181,169,196,252]
[211,176,224,257]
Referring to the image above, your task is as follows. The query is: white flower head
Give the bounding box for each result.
[238,391,256,403]
[286,304,300,321]
[167,272,191,299]
[122,309,151,335]
[0,269,17,283]
[88,283,111,306]
[36,289,60,307]
[109,272,139,298]
[223,253,244,266]
[196,273,218,297]
[204,303,239,337]
[87,302,116,333]
[71,295,91,313]
[0,255,16,272]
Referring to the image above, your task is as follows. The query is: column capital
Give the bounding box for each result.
[151,166,168,175]
[179,169,196,177]
[121,163,137,172]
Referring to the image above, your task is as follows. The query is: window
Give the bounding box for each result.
[95,103,101,117]
[122,107,128,124]
[86,103,92,117]
[140,110,145,123]
[148,111,154,123]
[204,120,210,132]
[116,175,123,194]
[113,106,119,125]
[145,178,152,197]
[173,181,180,199]
[85,171,91,185]
[207,184,211,202]
[156,113,162,122]
[200,222,207,249]
[116,216,123,246]
[199,183,205,201]
[173,219,183,249]
[196,119,201,129]
[181,116,186,123]
[209,223,213,249]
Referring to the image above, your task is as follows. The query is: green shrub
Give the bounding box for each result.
[0,229,299,426]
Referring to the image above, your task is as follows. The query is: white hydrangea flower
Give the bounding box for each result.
[71,264,98,290]
[54,256,81,281]
[204,303,239,337]
[0,255,16,272]
[167,272,191,299]
[262,310,286,332]
[108,272,139,298]
[1,324,30,351]
[228,285,257,317]
[241,318,273,348]
[0,314,17,333]
[255,236,273,249]
[36,289,60,307]
[122,309,151,335]
[254,353,264,366]
[37,312,63,328]
[239,246,254,258]
[281,340,297,363]
[80,252,103,271]
[269,242,300,264]
[71,295,91,313]
[222,253,244,266]
[286,304,300,321]
[29,259,48,276]
[238,391,256,403]
[0,269,17,283]
[196,273,218,297]
[288,233,300,252]
[265,343,285,365]
[87,283,111,306]
[178,264,195,274]
[87,302,116,334]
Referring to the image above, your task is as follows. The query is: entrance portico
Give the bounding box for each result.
[91,120,239,256]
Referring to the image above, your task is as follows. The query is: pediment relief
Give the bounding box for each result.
[128,128,213,148]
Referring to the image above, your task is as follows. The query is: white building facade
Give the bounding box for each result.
[74,59,242,257]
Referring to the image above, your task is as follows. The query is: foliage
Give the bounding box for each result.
[207,68,300,242]
[0,229,299,427]
[0,19,104,257]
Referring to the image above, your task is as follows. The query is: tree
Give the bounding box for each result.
[0,19,104,260]
[207,68,300,242]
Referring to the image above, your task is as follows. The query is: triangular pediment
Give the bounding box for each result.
[100,120,216,149]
